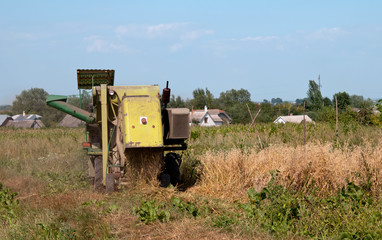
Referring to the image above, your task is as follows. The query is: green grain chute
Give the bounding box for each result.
[46,95,95,123]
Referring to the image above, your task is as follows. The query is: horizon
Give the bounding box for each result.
[1,1,381,105]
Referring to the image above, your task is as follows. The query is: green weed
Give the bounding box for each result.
[171,197,201,217]
[0,183,19,225]
[134,200,170,224]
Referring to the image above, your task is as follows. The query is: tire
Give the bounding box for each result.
[160,174,171,188]
[163,153,182,187]
[94,156,103,191]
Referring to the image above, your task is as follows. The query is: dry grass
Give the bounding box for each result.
[191,142,382,201]
[2,124,382,239]
[108,216,263,240]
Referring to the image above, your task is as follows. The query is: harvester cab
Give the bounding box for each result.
[46,69,190,192]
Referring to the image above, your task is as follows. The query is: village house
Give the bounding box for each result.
[0,115,12,127]
[5,120,45,128]
[1,112,45,128]
[273,115,315,124]
[58,114,82,127]
[191,106,232,127]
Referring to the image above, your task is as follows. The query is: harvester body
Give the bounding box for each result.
[47,69,189,191]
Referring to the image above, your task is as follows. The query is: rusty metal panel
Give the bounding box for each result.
[166,108,190,139]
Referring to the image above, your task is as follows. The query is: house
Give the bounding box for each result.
[12,113,42,121]
[273,115,314,124]
[191,106,232,126]
[3,112,44,128]
[5,119,44,128]
[58,114,82,127]
[0,115,12,127]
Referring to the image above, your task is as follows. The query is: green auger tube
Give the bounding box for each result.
[46,95,96,123]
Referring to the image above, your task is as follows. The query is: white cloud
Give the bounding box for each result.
[306,27,343,41]
[170,43,184,52]
[147,23,185,37]
[240,36,279,41]
[87,23,214,53]
[169,29,213,52]
[85,35,128,53]
[181,30,214,41]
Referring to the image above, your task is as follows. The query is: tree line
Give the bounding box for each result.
[2,81,380,127]
[168,80,380,125]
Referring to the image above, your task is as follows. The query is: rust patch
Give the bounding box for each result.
[126,141,141,147]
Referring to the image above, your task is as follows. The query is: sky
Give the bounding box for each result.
[1,1,382,105]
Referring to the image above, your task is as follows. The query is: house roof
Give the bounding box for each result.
[12,114,42,121]
[6,120,45,128]
[192,109,232,122]
[274,115,314,124]
[58,114,82,127]
[191,111,208,122]
[210,114,223,122]
[0,115,10,125]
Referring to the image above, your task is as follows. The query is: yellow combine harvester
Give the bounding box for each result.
[46,69,189,192]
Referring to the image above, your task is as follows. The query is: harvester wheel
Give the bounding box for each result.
[162,153,182,187]
[94,156,103,191]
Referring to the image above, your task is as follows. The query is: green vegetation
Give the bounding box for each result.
[134,200,170,224]
[0,183,18,225]
[1,120,382,239]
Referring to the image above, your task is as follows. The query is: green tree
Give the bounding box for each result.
[258,102,273,123]
[12,88,65,126]
[67,90,92,110]
[190,88,215,109]
[218,89,251,107]
[323,97,332,107]
[333,92,350,111]
[167,95,186,108]
[217,89,252,123]
[271,98,283,105]
[306,80,323,110]
[350,95,364,108]
[295,98,304,105]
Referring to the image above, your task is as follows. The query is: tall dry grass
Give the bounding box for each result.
[0,128,88,196]
[191,142,382,201]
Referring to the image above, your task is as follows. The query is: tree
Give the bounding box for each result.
[67,90,92,110]
[333,92,350,111]
[350,94,374,109]
[190,88,215,109]
[323,97,332,107]
[306,80,323,110]
[168,95,186,108]
[271,97,283,105]
[218,89,251,107]
[12,88,49,115]
[295,98,304,105]
[217,88,252,123]
[349,95,364,108]
[12,88,65,126]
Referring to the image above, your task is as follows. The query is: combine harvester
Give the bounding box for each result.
[47,69,189,192]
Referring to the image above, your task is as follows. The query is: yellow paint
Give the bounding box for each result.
[101,84,108,185]
[114,85,163,148]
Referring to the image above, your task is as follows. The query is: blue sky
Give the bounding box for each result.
[1,1,381,105]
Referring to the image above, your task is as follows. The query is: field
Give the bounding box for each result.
[1,123,382,239]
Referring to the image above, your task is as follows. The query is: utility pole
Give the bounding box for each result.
[318,74,321,93]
